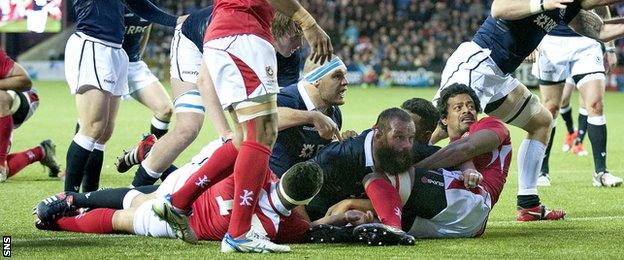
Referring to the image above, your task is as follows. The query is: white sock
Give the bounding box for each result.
[141,161,162,179]
[517,139,546,195]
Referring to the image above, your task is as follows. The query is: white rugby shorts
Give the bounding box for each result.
[433,41,520,110]
[65,32,129,96]
[532,35,604,84]
[203,34,279,110]
[170,27,203,84]
[126,61,159,96]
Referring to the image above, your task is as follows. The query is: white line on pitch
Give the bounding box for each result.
[13,234,128,242]
[489,215,624,224]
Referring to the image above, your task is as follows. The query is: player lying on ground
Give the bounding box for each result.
[34,140,372,247]
[308,84,514,245]
[0,48,60,182]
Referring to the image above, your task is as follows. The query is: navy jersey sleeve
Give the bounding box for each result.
[124,0,176,27]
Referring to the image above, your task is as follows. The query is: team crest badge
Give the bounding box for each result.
[266,66,274,77]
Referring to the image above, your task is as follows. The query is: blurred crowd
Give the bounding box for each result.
[145,0,490,78]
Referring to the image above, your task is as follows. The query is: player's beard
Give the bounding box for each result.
[374,141,413,175]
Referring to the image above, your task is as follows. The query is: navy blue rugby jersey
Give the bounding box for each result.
[122,0,159,62]
[276,49,301,87]
[472,0,582,73]
[305,129,374,221]
[72,0,176,44]
[270,83,342,177]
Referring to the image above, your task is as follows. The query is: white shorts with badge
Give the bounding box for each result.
[127,61,159,96]
[433,41,520,110]
[170,26,203,84]
[407,170,491,238]
[65,32,129,96]
[203,34,279,109]
[532,35,604,84]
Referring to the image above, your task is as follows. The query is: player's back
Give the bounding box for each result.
[72,0,125,44]
[472,0,582,74]
[204,0,275,43]
[122,5,153,62]
[181,6,213,51]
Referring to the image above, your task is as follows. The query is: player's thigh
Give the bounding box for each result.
[75,88,114,137]
[577,77,605,116]
[112,208,136,233]
[233,95,278,145]
[131,80,173,119]
[486,83,551,133]
[0,90,11,115]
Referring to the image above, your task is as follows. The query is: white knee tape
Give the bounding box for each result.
[507,94,542,128]
[173,90,204,114]
[577,73,606,88]
[6,90,20,114]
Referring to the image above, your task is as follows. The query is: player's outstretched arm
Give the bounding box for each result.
[277,107,340,140]
[0,62,31,91]
[414,129,501,169]
[125,0,178,27]
[491,0,573,20]
[267,0,332,64]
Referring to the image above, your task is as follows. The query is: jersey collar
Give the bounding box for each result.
[297,81,316,111]
[364,130,374,167]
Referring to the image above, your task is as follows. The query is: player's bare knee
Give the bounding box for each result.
[587,100,604,116]
[79,121,108,140]
[542,101,560,118]
[0,91,12,116]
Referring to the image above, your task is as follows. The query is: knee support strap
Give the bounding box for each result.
[173,90,204,114]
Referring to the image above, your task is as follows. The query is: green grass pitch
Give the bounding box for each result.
[1,81,623,258]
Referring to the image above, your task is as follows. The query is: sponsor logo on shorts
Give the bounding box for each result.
[181,70,199,76]
[103,79,116,85]
[421,176,445,187]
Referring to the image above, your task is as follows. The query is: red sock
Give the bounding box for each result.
[366,178,403,229]
[171,141,238,210]
[55,208,115,234]
[7,146,44,177]
[0,115,13,163]
[227,141,271,238]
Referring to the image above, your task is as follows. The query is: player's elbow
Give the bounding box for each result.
[456,142,479,161]
[13,76,32,92]
[490,2,510,20]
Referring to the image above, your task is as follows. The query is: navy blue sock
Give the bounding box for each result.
[588,123,607,173]
[64,141,92,192]
[541,126,556,174]
[82,148,104,192]
[159,165,179,181]
[132,165,159,187]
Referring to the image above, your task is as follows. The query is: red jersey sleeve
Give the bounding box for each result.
[0,49,15,79]
[469,117,510,145]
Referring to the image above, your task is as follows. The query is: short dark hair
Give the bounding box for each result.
[401,98,439,133]
[436,83,482,130]
[375,107,413,134]
[281,161,323,202]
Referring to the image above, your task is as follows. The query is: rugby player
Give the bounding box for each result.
[0,49,60,182]
[121,1,173,139]
[343,84,514,244]
[532,8,622,186]
[34,141,372,248]
[124,10,307,188]
[432,0,624,221]
[63,0,183,193]
[152,0,333,253]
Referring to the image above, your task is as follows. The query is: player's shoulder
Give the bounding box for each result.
[277,83,304,107]
[314,129,371,162]
[469,116,510,143]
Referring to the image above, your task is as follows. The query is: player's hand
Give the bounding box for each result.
[176,14,189,25]
[344,210,374,226]
[460,169,483,188]
[303,23,333,64]
[543,0,574,11]
[312,111,341,141]
[605,51,618,74]
[325,199,353,217]
[341,130,358,139]
[524,50,537,63]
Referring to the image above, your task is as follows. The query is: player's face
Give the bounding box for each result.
[275,33,303,57]
[444,94,477,135]
[374,119,415,174]
[407,112,430,144]
[318,68,348,106]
